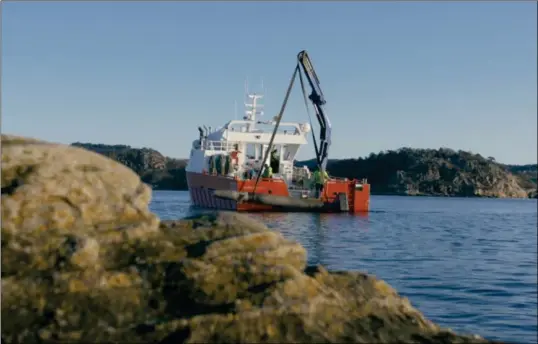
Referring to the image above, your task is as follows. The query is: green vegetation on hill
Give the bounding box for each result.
[73,143,537,198]
[71,142,188,190]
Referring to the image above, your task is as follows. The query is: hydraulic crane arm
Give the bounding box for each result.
[254,50,333,193]
[297,50,332,174]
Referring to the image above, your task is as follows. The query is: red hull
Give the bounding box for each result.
[186,172,370,213]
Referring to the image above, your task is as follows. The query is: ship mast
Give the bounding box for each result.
[244,90,264,133]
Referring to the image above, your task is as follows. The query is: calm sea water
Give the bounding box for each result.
[150,191,537,343]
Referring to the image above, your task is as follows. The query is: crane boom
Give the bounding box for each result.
[254,49,332,191]
[297,50,332,174]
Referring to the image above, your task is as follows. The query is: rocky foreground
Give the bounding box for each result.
[2,135,504,343]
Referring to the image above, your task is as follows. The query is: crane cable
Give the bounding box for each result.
[252,64,300,194]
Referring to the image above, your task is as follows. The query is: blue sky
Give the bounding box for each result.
[3,1,537,164]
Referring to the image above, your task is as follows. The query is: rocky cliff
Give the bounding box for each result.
[2,134,503,343]
[504,164,538,198]
[298,148,537,198]
[71,142,188,190]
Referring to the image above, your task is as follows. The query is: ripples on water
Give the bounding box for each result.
[150,191,537,343]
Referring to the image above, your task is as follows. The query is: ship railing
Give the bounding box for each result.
[291,167,353,184]
[328,176,349,182]
[202,140,240,152]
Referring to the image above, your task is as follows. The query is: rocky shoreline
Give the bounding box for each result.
[2,135,506,343]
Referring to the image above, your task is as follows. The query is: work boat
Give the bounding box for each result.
[186,50,370,213]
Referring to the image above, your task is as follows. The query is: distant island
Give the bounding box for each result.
[71,143,537,199]
[297,149,537,199]
[71,143,188,191]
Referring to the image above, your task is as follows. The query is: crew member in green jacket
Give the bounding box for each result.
[262,164,273,178]
[313,168,329,198]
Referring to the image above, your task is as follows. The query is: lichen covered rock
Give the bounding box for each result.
[1,135,503,343]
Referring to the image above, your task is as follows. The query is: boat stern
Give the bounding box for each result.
[322,178,370,213]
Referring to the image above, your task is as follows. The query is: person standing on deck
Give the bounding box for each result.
[230,144,241,166]
[248,164,257,179]
[270,148,279,174]
[262,164,273,178]
[313,168,329,198]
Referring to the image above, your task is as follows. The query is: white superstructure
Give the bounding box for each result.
[186,90,313,188]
